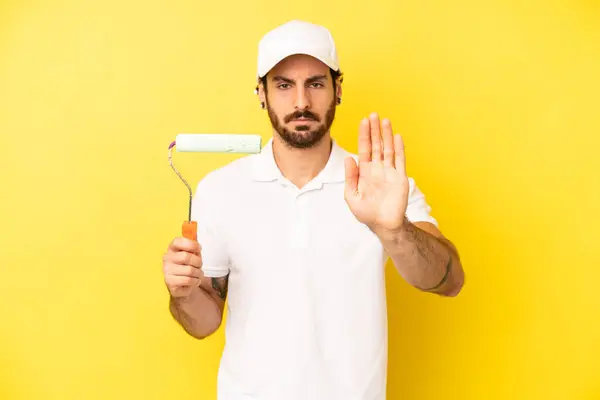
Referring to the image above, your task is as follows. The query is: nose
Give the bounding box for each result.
[293,86,311,111]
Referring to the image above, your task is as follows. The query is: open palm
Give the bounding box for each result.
[344,113,410,232]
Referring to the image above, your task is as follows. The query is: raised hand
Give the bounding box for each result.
[343,113,410,233]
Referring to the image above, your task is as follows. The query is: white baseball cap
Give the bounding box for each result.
[256,20,340,79]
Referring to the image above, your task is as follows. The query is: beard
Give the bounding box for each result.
[266,98,336,149]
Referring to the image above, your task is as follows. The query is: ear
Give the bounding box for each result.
[335,76,343,102]
[256,80,266,105]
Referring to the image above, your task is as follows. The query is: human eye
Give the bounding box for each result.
[309,82,325,88]
[277,83,291,89]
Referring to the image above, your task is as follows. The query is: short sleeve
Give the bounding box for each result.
[405,177,439,227]
[190,175,231,278]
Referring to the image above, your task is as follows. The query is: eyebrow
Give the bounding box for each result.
[272,74,328,85]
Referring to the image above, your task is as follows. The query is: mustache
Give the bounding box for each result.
[284,110,320,123]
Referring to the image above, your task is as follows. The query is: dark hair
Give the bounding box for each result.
[258,68,343,95]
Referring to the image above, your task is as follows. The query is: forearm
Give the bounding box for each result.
[169,286,222,339]
[375,218,464,296]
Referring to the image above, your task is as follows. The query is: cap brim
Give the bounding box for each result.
[258,51,339,78]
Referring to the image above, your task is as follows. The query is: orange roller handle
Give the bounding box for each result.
[182,221,198,240]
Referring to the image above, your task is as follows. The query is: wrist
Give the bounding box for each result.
[371,216,411,245]
[171,286,201,305]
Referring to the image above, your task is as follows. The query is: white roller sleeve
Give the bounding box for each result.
[175,134,262,154]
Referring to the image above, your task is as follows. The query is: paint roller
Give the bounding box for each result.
[168,134,262,240]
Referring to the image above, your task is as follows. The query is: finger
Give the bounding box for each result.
[381,118,395,167]
[168,264,203,278]
[394,133,407,177]
[172,251,203,268]
[344,156,359,196]
[358,118,371,163]
[369,112,382,162]
[166,274,201,288]
[170,237,201,255]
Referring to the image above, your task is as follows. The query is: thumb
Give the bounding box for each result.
[344,156,359,197]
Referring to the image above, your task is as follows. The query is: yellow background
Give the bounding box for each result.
[1,0,599,399]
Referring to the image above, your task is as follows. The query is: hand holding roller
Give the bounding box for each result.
[168,133,262,241]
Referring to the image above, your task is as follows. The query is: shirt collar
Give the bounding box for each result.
[252,137,348,184]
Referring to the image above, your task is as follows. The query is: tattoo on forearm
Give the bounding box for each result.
[424,255,452,291]
[211,275,229,300]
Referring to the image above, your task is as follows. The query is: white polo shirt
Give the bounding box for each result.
[191,138,438,400]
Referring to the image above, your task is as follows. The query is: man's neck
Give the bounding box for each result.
[272,133,332,189]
